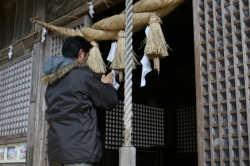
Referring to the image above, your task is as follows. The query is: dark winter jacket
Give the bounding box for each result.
[42,57,118,164]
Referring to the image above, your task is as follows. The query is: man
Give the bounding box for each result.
[42,36,118,166]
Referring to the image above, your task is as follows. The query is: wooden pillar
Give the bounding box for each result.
[26,0,48,165]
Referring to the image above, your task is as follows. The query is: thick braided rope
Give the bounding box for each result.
[123,0,133,146]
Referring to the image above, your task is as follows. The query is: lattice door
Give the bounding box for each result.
[0,56,32,136]
[177,106,197,153]
[197,0,250,165]
[105,101,164,150]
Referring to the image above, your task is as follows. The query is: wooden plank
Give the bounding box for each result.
[229,0,243,165]
[13,0,25,40]
[49,0,125,26]
[0,164,25,166]
[192,1,204,166]
[0,32,39,64]
[0,51,31,70]
[26,0,47,165]
[2,2,16,48]
[239,0,250,163]
[211,1,223,165]
[22,0,36,37]
[220,1,233,166]
[0,134,27,145]
[1,0,16,8]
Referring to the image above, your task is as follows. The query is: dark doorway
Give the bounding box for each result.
[94,0,197,165]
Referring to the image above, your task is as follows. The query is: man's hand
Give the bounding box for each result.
[101,73,114,84]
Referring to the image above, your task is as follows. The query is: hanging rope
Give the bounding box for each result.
[123,0,133,146]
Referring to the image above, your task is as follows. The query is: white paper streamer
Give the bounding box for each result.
[41,27,47,43]
[107,41,117,62]
[8,46,13,59]
[111,70,120,90]
[140,26,152,87]
[140,56,152,87]
[145,25,150,36]
[88,2,94,18]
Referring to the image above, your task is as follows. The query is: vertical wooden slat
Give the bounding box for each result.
[3,2,16,48]
[83,15,93,27]
[13,0,25,40]
[26,0,46,165]
[204,0,215,165]
[22,0,36,37]
[229,0,243,165]
[217,0,232,165]
[211,1,224,165]
[221,1,233,165]
[239,0,250,164]
[193,0,204,166]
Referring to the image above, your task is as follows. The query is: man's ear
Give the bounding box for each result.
[77,49,83,59]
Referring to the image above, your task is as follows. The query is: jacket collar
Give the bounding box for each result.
[41,61,88,84]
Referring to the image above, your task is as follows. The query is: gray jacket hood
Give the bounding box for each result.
[42,57,88,84]
[43,56,74,75]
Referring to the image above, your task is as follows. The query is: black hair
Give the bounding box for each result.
[62,36,92,58]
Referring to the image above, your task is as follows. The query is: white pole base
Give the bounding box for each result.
[119,146,136,166]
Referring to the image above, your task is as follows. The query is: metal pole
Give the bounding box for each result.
[119,0,136,165]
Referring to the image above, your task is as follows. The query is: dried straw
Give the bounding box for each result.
[33,19,84,37]
[153,57,160,74]
[110,30,126,70]
[109,31,140,81]
[145,16,168,73]
[121,0,183,13]
[87,41,106,75]
[32,0,182,41]
[145,16,168,59]
[81,27,119,41]
[92,13,152,30]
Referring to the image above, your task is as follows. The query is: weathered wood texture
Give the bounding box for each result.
[0,0,125,65]
[192,1,203,166]
[45,0,125,24]
[0,133,27,145]
[0,0,36,49]
[26,0,47,165]
[0,164,25,166]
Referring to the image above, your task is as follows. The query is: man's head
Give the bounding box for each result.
[62,36,92,62]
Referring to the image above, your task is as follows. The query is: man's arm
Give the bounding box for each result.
[83,70,118,110]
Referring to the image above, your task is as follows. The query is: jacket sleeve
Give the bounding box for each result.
[83,70,118,110]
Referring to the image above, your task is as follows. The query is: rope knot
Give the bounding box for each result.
[91,41,99,48]
[118,30,125,39]
[149,16,162,25]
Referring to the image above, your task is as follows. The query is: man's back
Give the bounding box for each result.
[44,61,118,165]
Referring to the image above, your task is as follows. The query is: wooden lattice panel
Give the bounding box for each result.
[199,0,250,165]
[105,101,164,150]
[177,106,197,153]
[0,57,32,136]
[51,24,84,56]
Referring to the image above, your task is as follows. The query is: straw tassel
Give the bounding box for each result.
[110,30,126,81]
[110,30,139,82]
[144,15,168,73]
[87,41,106,75]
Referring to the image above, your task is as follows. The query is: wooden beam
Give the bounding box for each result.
[0,32,39,64]
[0,133,27,145]
[50,0,125,27]
[0,0,125,65]
[192,1,204,166]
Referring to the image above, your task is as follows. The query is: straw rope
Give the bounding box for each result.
[0,0,111,56]
[123,0,133,146]
[87,41,106,74]
[31,0,182,42]
[121,0,183,14]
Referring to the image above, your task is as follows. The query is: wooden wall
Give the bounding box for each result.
[0,0,36,50]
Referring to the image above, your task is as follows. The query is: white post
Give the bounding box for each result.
[119,0,136,165]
